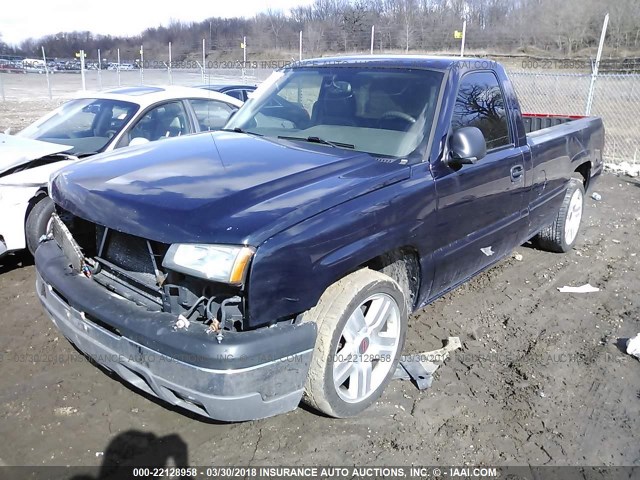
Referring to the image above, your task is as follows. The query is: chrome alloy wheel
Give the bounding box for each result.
[564,188,583,245]
[332,293,401,403]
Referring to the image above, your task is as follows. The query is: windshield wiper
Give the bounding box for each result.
[277,135,354,149]
[220,127,263,136]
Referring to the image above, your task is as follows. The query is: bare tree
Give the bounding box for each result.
[265,9,287,49]
[10,0,640,61]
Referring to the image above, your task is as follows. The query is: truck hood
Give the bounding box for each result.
[0,133,72,176]
[52,131,410,245]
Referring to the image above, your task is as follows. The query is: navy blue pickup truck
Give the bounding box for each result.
[36,56,604,421]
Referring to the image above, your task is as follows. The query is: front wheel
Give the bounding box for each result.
[302,269,407,418]
[25,195,55,256]
[535,178,585,253]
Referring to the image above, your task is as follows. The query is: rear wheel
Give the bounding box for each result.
[535,178,585,253]
[25,195,55,256]
[302,269,407,417]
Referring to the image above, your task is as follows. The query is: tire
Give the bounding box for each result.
[25,195,55,256]
[535,178,585,253]
[301,268,407,418]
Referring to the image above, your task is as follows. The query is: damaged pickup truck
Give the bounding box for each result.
[36,56,604,421]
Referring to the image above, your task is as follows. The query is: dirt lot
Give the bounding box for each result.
[0,175,638,470]
[1,77,639,472]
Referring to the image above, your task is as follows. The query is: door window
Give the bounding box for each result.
[451,72,511,150]
[223,89,245,101]
[189,99,236,131]
[124,101,190,146]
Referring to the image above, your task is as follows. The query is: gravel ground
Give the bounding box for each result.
[0,78,639,473]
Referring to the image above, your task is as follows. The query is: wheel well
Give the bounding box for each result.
[573,162,591,190]
[24,189,48,225]
[363,247,421,312]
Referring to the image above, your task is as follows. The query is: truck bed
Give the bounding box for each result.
[524,114,604,164]
[522,113,588,133]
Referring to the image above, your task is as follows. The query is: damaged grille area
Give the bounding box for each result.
[99,228,168,290]
[54,206,246,331]
[96,228,168,311]
[56,207,168,310]
[103,231,156,282]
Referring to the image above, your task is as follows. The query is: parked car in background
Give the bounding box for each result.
[0,60,24,73]
[106,63,136,71]
[198,83,311,127]
[196,83,256,101]
[22,58,47,74]
[0,85,242,258]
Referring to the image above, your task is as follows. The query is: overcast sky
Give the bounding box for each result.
[0,0,314,45]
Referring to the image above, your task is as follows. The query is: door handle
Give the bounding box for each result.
[510,165,524,182]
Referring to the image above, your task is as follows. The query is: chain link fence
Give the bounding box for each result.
[1,65,639,164]
[510,71,640,163]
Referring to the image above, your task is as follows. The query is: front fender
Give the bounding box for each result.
[246,165,437,328]
[0,184,41,252]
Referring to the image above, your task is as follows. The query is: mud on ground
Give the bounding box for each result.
[0,174,638,469]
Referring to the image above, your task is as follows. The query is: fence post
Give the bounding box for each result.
[97,49,102,90]
[202,38,206,83]
[585,13,609,116]
[168,42,173,85]
[80,50,86,91]
[42,46,52,99]
[299,31,303,62]
[117,48,121,86]
[242,36,247,80]
[370,25,375,55]
[460,20,467,57]
[140,45,144,85]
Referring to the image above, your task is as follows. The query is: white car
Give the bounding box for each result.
[0,85,243,258]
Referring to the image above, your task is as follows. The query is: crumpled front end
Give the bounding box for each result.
[34,208,316,421]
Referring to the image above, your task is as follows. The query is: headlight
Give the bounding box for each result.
[162,244,255,285]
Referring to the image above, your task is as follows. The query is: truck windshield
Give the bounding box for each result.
[18,98,138,155]
[226,66,443,158]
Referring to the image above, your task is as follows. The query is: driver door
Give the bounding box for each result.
[430,71,527,295]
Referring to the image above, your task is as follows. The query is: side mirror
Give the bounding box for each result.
[129,137,150,147]
[449,127,487,165]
